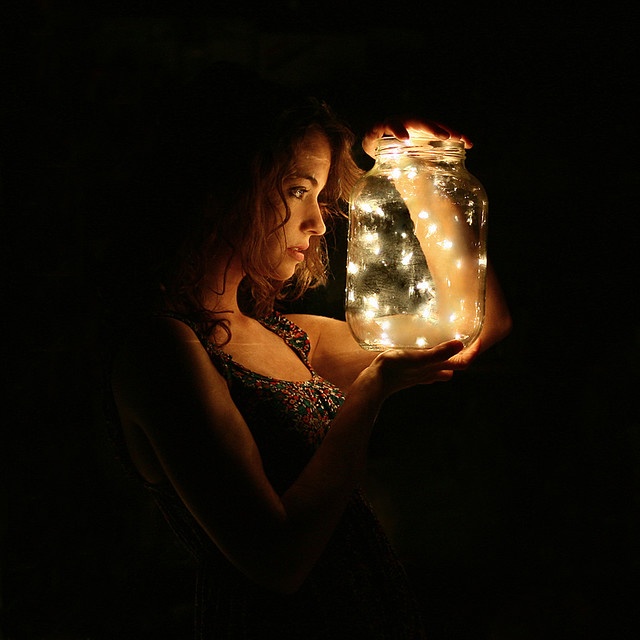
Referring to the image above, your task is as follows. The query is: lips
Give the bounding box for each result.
[287,246,307,262]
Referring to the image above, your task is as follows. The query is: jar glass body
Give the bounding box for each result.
[346,132,488,350]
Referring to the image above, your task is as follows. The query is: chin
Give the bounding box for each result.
[271,263,299,282]
[276,270,297,282]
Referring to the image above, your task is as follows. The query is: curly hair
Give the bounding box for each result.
[97,63,362,344]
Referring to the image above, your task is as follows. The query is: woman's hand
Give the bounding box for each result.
[362,115,473,158]
[289,314,486,395]
[361,338,481,400]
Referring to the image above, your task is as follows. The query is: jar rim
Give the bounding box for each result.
[376,134,465,156]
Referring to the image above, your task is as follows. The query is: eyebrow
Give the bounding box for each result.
[287,173,319,186]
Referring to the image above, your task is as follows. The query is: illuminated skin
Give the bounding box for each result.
[267,130,329,282]
[361,116,473,156]
[110,119,511,596]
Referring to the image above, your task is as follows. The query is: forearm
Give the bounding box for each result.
[395,178,510,352]
[118,316,466,597]
[477,261,512,351]
[268,367,384,591]
[284,366,382,511]
[262,339,473,592]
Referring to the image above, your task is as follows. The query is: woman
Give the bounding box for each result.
[102,63,511,638]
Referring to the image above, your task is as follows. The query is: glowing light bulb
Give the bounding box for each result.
[401,252,413,266]
[418,299,434,318]
[363,295,379,321]
[416,280,435,296]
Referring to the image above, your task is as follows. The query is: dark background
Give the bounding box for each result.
[3,1,639,638]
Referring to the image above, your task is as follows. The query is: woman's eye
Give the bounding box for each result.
[289,187,308,200]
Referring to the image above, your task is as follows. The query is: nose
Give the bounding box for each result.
[303,200,326,237]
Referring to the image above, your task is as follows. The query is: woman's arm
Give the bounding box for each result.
[287,275,510,394]
[112,316,476,594]
[482,262,512,348]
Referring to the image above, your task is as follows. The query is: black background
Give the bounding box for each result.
[3,1,639,638]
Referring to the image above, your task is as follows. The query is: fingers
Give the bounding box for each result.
[375,338,479,391]
[384,116,450,141]
[373,338,458,375]
[363,336,481,399]
[395,339,467,365]
[362,116,473,158]
[444,338,481,368]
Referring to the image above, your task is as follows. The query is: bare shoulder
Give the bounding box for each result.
[284,313,376,392]
[112,316,206,390]
[284,313,349,345]
[118,314,204,355]
[284,313,361,360]
[111,315,229,429]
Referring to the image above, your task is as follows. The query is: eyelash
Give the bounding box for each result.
[286,187,330,215]
[288,187,308,200]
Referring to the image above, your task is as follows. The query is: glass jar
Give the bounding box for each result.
[346,129,488,350]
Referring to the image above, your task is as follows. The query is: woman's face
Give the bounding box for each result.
[268,130,331,281]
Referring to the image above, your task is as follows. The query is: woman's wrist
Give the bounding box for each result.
[347,360,389,407]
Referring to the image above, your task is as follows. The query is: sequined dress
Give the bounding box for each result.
[108,312,426,639]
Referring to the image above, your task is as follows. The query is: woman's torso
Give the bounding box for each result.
[116,311,322,486]
[106,311,426,638]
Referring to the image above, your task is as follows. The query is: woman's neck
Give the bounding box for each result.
[202,254,245,316]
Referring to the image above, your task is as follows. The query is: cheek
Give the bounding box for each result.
[276,213,296,242]
[265,226,287,263]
